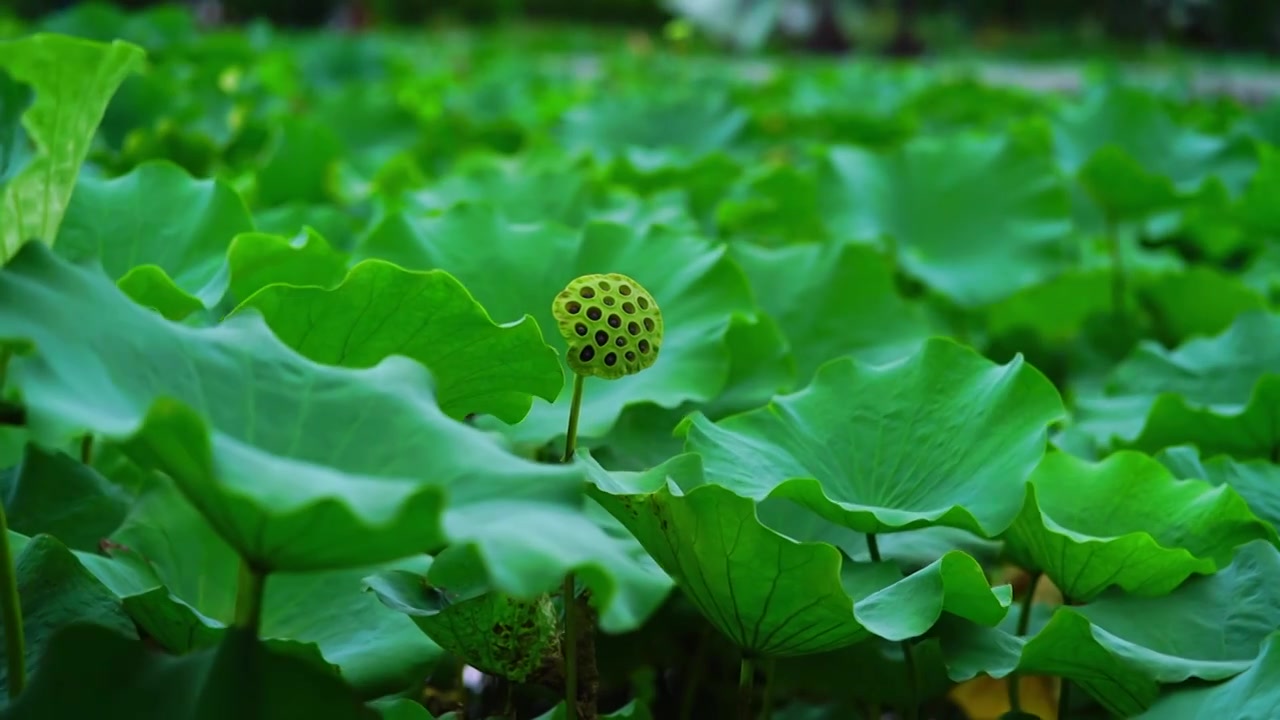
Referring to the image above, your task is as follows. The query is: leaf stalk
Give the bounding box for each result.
[234,559,267,637]
[561,373,585,718]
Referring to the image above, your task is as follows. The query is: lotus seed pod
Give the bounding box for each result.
[552,273,663,380]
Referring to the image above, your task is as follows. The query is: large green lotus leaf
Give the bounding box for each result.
[586,453,1011,656]
[818,127,1074,307]
[0,623,377,720]
[225,228,349,305]
[1074,310,1280,456]
[533,699,650,720]
[254,204,361,251]
[356,203,760,445]
[0,533,138,700]
[232,258,563,425]
[0,34,143,260]
[1159,445,1280,531]
[1235,143,1280,239]
[55,160,253,316]
[1076,144,1180,220]
[1136,267,1266,348]
[701,312,794,419]
[982,269,1114,348]
[407,153,597,226]
[0,444,131,551]
[942,540,1280,716]
[679,338,1064,537]
[730,242,931,380]
[0,240,581,572]
[0,71,33,188]
[96,477,443,696]
[1005,450,1275,602]
[1053,85,1257,195]
[938,609,1158,717]
[1134,631,1280,719]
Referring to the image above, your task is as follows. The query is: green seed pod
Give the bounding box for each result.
[552,273,663,380]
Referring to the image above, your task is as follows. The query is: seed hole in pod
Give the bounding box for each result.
[587,306,602,321]
[627,321,640,336]
[619,284,632,296]
[580,346,595,362]
[625,350,636,362]
[595,330,609,346]
[643,317,655,332]
[638,339,650,354]
[622,301,636,314]
[614,336,627,347]
[637,296,649,310]
[575,323,588,336]
[602,296,616,306]
[607,314,621,328]
[604,352,617,366]
[599,280,612,291]
[566,301,582,314]
[580,286,596,299]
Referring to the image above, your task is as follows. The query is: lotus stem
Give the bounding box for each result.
[1007,571,1042,712]
[738,654,755,720]
[234,559,266,637]
[1058,678,1073,720]
[866,533,919,720]
[561,373,585,718]
[0,500,24,699]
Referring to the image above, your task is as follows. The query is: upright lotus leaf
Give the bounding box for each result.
[407,153,598,226]
[680,338,1064,537]
[554,92,747,162]
[1004,451,1275,602]
[356,203,761,445]
[0,444,131,551]
[1159,445,1280,532]
[1053,85,1257,196]
[0,533,138,700]
[1076,144,1179,220]
[1235,143,1280,240]
[1134,631,1280,719]
[731,241,932,380]
[94,478,442,696]
[254,204,361,251]
[585,453,1011,657]
[233,259,563,424]
[225,228,349,304]
[55,160,254,318]
[819,125,1074,307]
[0,241,581,572]
[941,540,1280,716]
[1074,310,1280,457]
[715,164,827,245]
[1,623,377,720]
[0,71,33,188]
[0,34,144,260]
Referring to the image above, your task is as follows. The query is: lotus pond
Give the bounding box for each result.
[2,5,1280,720]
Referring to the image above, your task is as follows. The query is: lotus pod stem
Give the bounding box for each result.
[552,272,663,719]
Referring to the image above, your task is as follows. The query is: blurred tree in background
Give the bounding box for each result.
[6,0,1279,55]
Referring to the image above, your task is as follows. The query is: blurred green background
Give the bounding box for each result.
[6,0,1280,58]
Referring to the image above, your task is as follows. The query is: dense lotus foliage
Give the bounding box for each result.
[3,3,1280,719]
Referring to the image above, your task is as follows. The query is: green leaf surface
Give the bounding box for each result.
[0,241,581,572]
[730,242,931,379]
[234,258,563,424]
[0,444,131,551]
[0,624,376,720]
[225,228,348,304]
[680,338,1064,537]
[255,115,342,207]
[0,34,144,260]
[587,453,1011,657]
[0,534,138,699]
[56,160,252,312]
[819,129,1073,307]
[1003,451,1275,602]
[357,203,760,445]
[1134,631,1280,719]
[942,540,1280,716]
[1158,445,1280,532]
[1075,310,1280,458]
